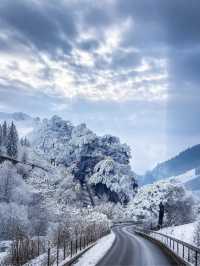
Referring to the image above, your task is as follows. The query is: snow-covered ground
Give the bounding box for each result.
[170,169,196,184]
[73,232,115,266]
[160,222,197,246]
[0,241,12,264]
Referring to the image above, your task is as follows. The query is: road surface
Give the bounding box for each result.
[96,225,177,266]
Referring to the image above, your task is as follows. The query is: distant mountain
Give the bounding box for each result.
[141,145,200,185]
[0,112,40,137]
[0,112,32,121]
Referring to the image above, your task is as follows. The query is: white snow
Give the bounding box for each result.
[159,222,197,245]
[74,232,115,266]
[125,179,194,226]
[0,240,11,264]
[170,169,196,184]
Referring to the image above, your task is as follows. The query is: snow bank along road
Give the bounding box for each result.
[96,225,178,266]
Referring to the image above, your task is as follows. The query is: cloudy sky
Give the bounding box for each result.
[0,0,200,173]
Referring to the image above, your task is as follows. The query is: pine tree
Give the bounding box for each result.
[24,137,30,147]
[21,150,28,163]
[6,122,19,158]
[2,121,7,146]
[20,138,24,146]
[0,124,2,146]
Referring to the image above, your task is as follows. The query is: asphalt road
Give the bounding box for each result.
[96,225,177,266]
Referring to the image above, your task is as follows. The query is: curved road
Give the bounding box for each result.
[97,225,177,266]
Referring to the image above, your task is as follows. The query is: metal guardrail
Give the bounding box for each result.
[135,228,200,266]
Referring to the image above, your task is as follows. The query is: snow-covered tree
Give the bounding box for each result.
[28,193,48,237]
[0,161,32,204]
[0,124,2,147]
[20,137,24,146]
[2,121,7,146]
[21,150,28,163]
[125,180,194,227]
[0,161,33,239]
[20,137,30,147]
[89,157,136,203]
[30,116,137,204]
[0,202,30,240]
[6,122,18,158]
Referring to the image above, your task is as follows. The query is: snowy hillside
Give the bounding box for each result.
[141,145,200,185]
[169,169,200,197]
[0,116,137,264]
[159,222,197,246]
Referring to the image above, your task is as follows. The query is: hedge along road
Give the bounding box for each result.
[96,225,178,266]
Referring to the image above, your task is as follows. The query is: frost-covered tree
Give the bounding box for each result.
[125,180,194,227]
[24,137,30,147]
[0,161,31,204]
[28,193,48,237]
[30,116,137,204]
[89,157,136,203]
[21,150,28,163]
[0,124,2,147]
[0,202,30,240]
[0,161,33,239]
[2,121,7,146]
[0,161,17,203]
[20,137,24,146]
[20,137,30,147]
[6,122,18,158]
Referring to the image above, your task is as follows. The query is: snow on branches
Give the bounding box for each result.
[30,116,137,203]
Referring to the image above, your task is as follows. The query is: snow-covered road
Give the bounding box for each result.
[96,225,177,266]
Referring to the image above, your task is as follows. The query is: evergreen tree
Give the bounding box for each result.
[21,150,28,163]
[24,137,30,147]
[6,122,19,158]
[2,121,7,146]
[20,137,24,146]
[0,124,2,146]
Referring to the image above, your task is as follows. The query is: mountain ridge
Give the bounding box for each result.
[141,144,200,185]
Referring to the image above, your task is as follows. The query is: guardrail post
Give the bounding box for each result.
[195,250,198,266]
[47,247,50,266]
[57,244,59,266]
[63,240,66,260]
[70,241,73,257]
[76,239,78,254]
[182,244,184,259]
[188,247,190,262]
[37,237,40,256]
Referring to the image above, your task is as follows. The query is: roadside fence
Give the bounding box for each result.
[8,227,110,266]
